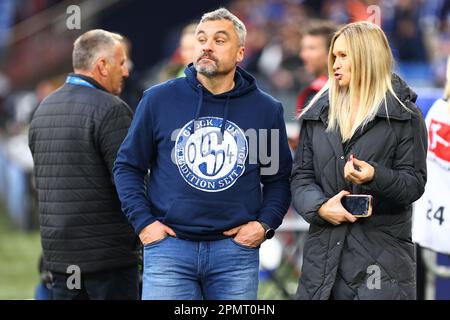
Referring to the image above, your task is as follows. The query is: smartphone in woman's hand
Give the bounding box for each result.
[341,194,373,217]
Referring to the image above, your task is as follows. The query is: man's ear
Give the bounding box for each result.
[96,58,108,77]
[236,46,245,64]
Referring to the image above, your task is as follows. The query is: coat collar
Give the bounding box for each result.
[69,73,109,93]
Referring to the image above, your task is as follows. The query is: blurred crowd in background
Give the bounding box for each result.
[1,0,450,139]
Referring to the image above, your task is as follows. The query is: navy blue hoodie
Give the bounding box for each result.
[113,65,292,241]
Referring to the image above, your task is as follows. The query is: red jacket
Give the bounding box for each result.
[296,75,328,116]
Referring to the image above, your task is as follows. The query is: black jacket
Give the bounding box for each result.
[291,75,427,299]
[29,74,138,274]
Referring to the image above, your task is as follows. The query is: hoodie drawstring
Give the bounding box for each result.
[191,84,230,145]
[219,95,230,144]
[191,84,204,134]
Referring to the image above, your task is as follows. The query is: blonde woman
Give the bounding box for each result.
[291,21,427,300]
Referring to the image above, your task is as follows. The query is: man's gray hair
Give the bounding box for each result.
[72,29,123,71]
[199,8,247,46]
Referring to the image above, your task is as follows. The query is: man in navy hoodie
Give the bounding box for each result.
[113,8,292,300]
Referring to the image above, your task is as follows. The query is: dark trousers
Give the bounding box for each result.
[416,244,425,300]
[51,265,139,300]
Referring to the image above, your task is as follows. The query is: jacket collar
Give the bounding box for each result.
[69,73,109,93]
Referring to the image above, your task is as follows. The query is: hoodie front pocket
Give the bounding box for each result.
[163,198,254,235]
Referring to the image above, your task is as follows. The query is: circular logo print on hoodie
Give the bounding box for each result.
[175,117,248,192]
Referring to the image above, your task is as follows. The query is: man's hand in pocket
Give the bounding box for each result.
[139,221,176,245]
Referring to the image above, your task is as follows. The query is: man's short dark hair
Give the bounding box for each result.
[301,20,338,50]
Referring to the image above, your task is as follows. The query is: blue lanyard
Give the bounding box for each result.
[65,75,96,89]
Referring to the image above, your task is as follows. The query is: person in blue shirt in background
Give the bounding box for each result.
[113,7,292,300]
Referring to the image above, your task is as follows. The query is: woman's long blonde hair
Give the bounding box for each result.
[301,21,405,142]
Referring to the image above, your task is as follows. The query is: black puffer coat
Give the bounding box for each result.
[291,75,427,299]
[28,74,139,274]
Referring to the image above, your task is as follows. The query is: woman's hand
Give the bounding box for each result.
[318,190,358,225]
[344,154,374,185]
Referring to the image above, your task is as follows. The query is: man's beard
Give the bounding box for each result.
[194,55,219,76]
